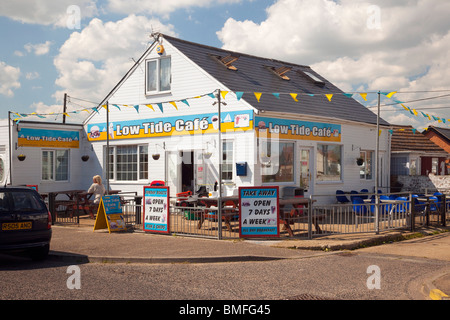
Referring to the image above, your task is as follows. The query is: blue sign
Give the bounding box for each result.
[239,187,279,238]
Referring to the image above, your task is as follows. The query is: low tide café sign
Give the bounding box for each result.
[239,187,279,238]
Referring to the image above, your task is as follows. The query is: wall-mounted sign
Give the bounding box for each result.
[18,128,80,148]
[255,117,341,142]
[143,186,170,234]
[87,111,253,141]
[239,186,279,238]
[93,195,127,233]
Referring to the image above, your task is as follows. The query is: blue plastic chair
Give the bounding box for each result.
[352,197,367,215]
[350,190,360,202]
[411,195,426,214]
[396,196,409,214]
[360,189,369,199]
[336,190,350,204]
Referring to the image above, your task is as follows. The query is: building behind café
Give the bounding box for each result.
[3,34,392,203]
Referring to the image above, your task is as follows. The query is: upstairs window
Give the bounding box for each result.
[145,57,171,94]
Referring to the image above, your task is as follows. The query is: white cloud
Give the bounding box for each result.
[217,0,450,127]
[24,41,52,56]
[53,15,176,103]
[0,62,21,97]
[0,0,98,27]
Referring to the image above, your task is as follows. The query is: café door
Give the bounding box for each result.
[298,147,313,197]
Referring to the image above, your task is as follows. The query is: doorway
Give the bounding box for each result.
[166,150,195,197]
[298,146,313,197]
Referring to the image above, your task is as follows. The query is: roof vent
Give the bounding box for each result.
[212,54,239,71]
[267,66,292,80]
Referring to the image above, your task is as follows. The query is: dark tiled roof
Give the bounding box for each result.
[163,35,389,126]
[424,126,450,143]
[391,125,447,153]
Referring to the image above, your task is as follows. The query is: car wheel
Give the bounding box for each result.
[29,244,50,261]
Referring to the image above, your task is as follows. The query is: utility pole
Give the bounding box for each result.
[63,93,67,124]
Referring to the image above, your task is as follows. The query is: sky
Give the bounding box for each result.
[1,0,450,130]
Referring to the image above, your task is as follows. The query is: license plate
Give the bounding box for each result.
[2,222,32,231]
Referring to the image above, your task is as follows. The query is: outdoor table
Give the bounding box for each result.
[196,196,239,232]
[279,198,320,236]
[416,196,438,226]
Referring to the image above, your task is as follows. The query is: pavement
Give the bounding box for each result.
[48,218,450,300]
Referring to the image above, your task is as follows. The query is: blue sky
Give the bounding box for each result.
[1,0,450,130]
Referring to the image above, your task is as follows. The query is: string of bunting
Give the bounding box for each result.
[10,90,450,128]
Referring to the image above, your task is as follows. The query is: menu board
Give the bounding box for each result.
[93,195,127,233]
[239,186,279,238]
[143,186,170,234]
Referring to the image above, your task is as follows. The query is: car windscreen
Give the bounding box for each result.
[9,191,47,212]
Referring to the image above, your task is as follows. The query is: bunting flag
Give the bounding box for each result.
[10,89,450,129]
[169,101,178,110]
[290,93,298,102]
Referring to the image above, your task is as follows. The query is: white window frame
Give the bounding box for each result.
[107,144,149,182]
[316,143,343,183]
[260,139,296,184]
[222,140,234,182]
[359,150,374,180]
[145,56,171,95]
[41,149,70,182]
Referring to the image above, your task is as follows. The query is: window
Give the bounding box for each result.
[42,150,69,181]
[391,157,408,175]
[108,145,148,181]
[359,151,374,180]
[222,141,233,180]
[261,141,295,183]
[145,57,171,94]
[316,144,342,182]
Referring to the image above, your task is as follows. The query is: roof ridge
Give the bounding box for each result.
[161,33,312,70]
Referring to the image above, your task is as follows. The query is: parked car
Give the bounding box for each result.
[0,187,52,260]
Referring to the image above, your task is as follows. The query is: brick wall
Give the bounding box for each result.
[393,174,450,194]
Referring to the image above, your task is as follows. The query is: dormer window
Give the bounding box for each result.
[145,56,171,95]
[211,54,239,71]
[267,66,292,80]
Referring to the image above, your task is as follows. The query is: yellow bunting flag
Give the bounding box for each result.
[146,104,154,111]
[386,91,397,98]
[359,93,368,101]
[412,109,418,116]
[169,101,178,110]
[325,94,333,102]
[290,93,298,102]
[102,104,107,109]
[254,92,262,102]
[401,104,409,111]
[221,91,229,100]
[63,112,70,117]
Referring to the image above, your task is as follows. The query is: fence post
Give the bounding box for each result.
[308,196,312,240]
[135,196,142,225]
[48,192,56,225]
[411,196,416,232]
[442,195,447,227]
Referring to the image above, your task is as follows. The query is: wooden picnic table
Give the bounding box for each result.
[279,198,320,236]
[195,196,239,232]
